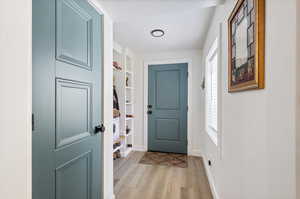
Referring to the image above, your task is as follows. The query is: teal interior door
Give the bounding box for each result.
[148,63,188,154]
[32,0,103,199]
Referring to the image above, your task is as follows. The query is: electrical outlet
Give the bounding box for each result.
[208,160,212,166]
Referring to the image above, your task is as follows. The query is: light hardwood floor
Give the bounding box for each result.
[114,151,213,199]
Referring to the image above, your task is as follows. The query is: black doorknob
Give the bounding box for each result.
[147,110,152,114]
[95,124,105,134]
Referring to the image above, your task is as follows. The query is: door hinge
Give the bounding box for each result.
[32,114,35,131]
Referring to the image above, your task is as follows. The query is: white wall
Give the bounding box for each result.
[133,50,204,156]
[0,0,32,199]
[202,0,297,199]
[296,0,300,197]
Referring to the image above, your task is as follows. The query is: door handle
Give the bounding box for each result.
[147,110,152,115]
[95,124,105,134]
[148,105,152,109]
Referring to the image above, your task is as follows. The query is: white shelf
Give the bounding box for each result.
[113,43,134,159]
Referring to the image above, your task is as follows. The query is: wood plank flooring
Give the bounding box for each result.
[114,151,213,199]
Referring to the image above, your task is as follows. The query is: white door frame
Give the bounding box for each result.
[143,58,192,155]
[87,1,115,199]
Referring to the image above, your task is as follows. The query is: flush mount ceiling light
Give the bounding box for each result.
[151,29,165,38]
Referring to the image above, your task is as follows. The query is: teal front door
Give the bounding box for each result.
[148,63,188,154]
[32,0,103,199]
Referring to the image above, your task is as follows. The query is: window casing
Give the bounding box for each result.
[205,38,219,145]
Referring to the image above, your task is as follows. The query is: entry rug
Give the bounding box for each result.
[139,152,188,168]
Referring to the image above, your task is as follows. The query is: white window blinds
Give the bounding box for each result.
[209,52,218,131]
[206,38,219,145]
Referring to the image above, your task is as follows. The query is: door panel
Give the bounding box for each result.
[55,79,92,148]
[155,118,180,141]
[56,0,93,69]
[55,152,91,199]
[148,63,188,154]
[156,70,180,109]
[32,0,103,198]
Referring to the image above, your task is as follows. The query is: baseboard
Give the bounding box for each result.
[105,192,115,199]
[188,149,202,157]
[133,145,147,152]
[202,155,220,199]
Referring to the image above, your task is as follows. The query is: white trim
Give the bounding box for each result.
[143,58,192,154]
[87,2,115,199]
[113,42,123,55]
[107,192,115,199]
[189,149,202,157]
[205,37,219,146]
[207,128,218,146]
[133,145,147,152]
[204,23,223,159]
[202,155,220,199]
[28,2,33,199]
[217,23,223,159]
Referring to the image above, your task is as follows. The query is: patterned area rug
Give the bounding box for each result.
[139,152,188,168]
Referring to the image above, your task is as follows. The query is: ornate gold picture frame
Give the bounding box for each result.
[228,0,265,92]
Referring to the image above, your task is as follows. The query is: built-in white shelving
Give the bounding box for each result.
[113,42,134,158]
[123,48,134,157]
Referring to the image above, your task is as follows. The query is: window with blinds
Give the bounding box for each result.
[206,38,218,145]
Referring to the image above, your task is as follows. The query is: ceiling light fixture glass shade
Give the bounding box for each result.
[151,29,165,37]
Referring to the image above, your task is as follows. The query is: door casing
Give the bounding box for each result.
[143,59,191,154]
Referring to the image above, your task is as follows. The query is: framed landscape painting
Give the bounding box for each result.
[228,0,265,92]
